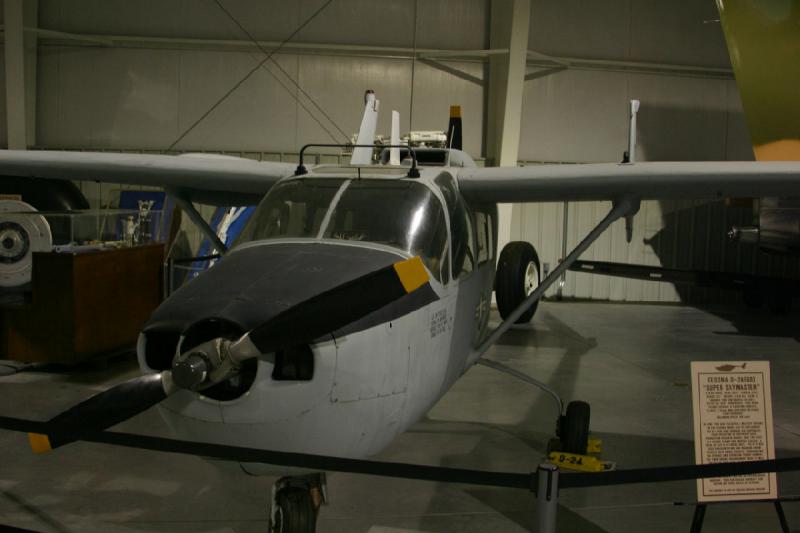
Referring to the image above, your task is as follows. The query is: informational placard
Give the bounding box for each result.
[691,361,776,502]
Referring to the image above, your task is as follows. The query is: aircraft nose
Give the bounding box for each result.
[139,242,405,371]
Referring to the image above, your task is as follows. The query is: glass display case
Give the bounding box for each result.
[0,207,165,291]
[33,208,168,250]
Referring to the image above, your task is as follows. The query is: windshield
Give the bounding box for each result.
[235,179,344,243]
[236,178,448,281]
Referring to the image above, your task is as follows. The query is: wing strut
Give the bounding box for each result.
[473,195,641,359]
[171,192,228,254]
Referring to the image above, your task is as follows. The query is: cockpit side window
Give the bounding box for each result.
[475,210,491,265]
[460,206,475,278]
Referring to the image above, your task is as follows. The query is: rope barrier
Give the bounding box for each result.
[559,457,800,489]
[1,415,799,493]
[0,416,533,490]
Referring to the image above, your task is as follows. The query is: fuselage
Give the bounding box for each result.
[136,161,498,462]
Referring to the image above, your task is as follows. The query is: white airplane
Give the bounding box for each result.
[2,92,800,532]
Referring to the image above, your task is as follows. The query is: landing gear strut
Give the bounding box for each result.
[269,473,327,533]
[476,359,591,455]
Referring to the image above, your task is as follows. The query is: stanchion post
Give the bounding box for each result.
[690,504,706,533]
[536,463,559,533]
[774,501,790,533]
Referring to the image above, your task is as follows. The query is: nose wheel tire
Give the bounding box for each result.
[271,487,316,533]
[495,241,541,323]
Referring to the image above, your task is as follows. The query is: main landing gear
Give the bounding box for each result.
[269,473,327,533]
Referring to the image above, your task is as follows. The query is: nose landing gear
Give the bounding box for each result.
[269,473,327,533]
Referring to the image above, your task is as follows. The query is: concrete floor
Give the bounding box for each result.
[1,301,799,532]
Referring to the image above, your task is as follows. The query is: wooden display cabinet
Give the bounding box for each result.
[0,244,164,364]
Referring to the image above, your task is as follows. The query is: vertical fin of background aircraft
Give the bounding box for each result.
[390,110,401,165]
[446,105,462,150]
[351,90,379,165]
[716,0,800,161]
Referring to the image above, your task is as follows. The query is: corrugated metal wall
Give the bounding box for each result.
[511,195,800,304]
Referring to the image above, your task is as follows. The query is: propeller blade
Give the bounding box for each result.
[243,256,435,354]
[29,372,170,453]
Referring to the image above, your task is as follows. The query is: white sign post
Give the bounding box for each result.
[691,361,777,502]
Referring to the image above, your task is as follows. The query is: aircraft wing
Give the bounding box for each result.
[457,162,800,203]
[0,150,298,205]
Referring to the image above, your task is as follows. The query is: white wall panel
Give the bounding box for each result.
[629,0,729,68]
[37,46,482,153]
[38,47,181,148]
[529,0,729,68]
[416,0,487,50]
[520,69,628,162]
[39,0,299,41]
[629,74,731,162]
[529,0,631,61]
[39,0,487,49]
[175,52,300,151]
[40,0,190,38]
[297,0,415,47]
[519,70,750,164]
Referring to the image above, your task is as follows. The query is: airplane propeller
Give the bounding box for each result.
[28,256,435,453]
[28,372,173,452]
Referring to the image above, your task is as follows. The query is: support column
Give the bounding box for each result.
[4,0,38,149]
[486,0,530,263]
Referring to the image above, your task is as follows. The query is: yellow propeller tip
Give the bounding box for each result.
[394,256,429,293]
[28,433,52,454]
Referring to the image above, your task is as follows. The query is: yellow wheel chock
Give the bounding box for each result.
[548,438,615,472]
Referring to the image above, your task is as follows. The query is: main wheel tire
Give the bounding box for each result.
[271,488,316,533]
[560,401,590,455]
[495,242,541,323]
